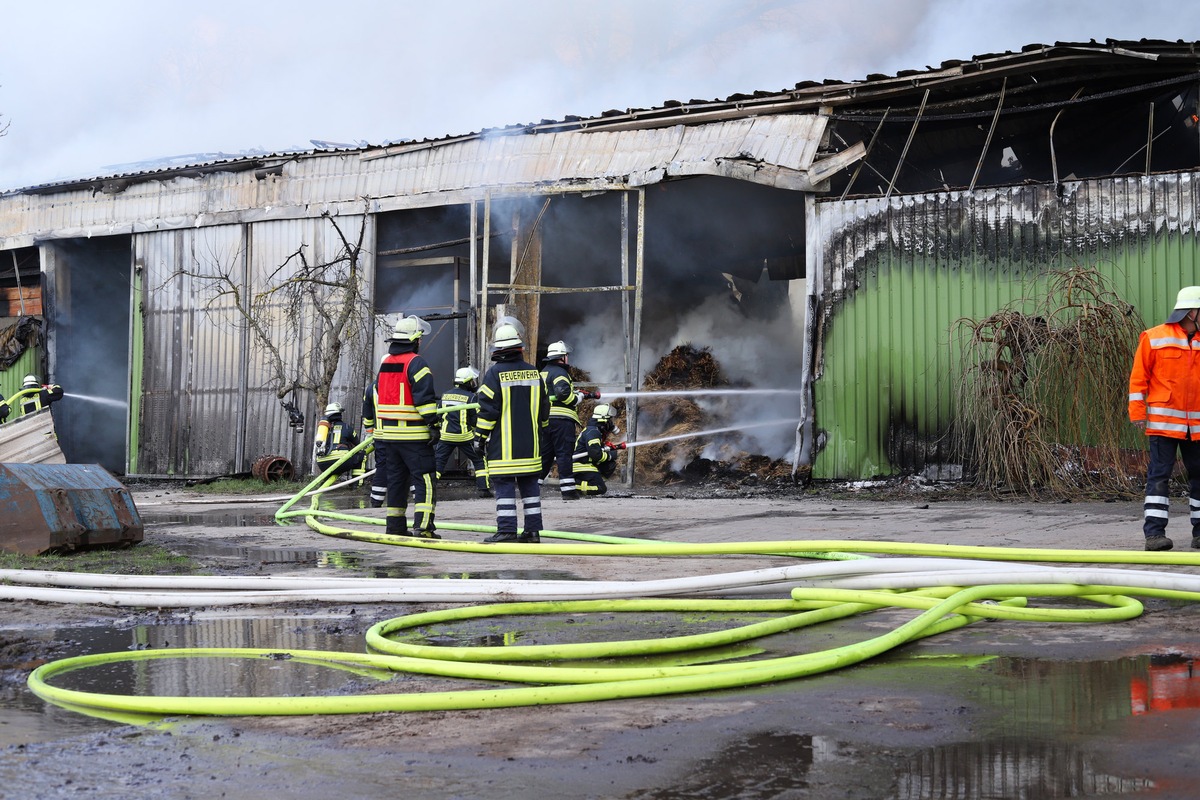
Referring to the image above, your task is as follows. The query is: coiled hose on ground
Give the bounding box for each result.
[25,449,1200,719]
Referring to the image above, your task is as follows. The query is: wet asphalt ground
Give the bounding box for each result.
[4,483,1200,798]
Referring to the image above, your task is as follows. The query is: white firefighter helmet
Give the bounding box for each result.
[324,402,343,416]
[22,374,40,388]
[546,340,571,360]
[1167,286,1200,323]
[454,367,480,385]
[593,404,620,435]
[492,323,524,351]
[391,315,431,343]
[493,315,526,340]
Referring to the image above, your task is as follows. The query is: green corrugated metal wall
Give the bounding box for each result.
[810,173,1200,479]
[0,345,43,405]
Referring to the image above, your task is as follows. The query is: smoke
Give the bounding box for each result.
[3,2,1194,191]
[553,272,804,461]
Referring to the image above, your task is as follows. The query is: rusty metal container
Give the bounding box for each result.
[0,463,144,555]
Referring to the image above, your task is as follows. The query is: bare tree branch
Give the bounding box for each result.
[157,203,378,434]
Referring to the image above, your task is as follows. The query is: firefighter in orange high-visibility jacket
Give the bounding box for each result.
[313,402,362,477]
[475,323,549,544]
[364,316,441,539]
[1129,285,1200,552]
[13,374,64,418]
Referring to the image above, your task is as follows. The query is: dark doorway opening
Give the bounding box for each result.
[50,237,133,473]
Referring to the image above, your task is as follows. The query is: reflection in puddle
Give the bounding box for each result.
[144,511,281,526]
[164,541,579,581]
[640,731,1153,800]
[1,616,371,749]
[895,738,1152,799]
[638,653,1180,799]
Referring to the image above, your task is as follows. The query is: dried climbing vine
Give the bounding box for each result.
[954,267,1145,498]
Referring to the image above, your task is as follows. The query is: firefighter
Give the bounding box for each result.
[361,382,387,508]
[435,367,491,497]
[475,323,549,544]
[1129,285,1200,551]
[539,340,599,501]
[365,316,441,539]
[16,374,64,418]
[0,399,8,424]
[313,402,363,477]
[573,404,625,496]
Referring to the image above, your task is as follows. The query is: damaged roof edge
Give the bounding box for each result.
[0,116,848,246]
[2,39,1193,197]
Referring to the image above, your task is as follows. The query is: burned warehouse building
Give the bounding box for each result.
[1,38,1199,486]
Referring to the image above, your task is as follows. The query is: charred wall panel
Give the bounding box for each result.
[810,171,1200,480]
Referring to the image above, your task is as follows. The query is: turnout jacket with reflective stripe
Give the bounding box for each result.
[477,354,549,475]
[1128,322,1200,439]
[573,422,614,477]
[438,388,477,443]
[368,344,438,442]
[17,384,62,417]
[540,361,580,425]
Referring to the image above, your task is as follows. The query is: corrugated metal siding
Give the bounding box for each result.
[244,216,371,470]
[809,172,1200,480]
[244,219,307,469]
[137,227,247,475]
[0,116,830,248]
[0,345,42,401]
[135,217,372,477]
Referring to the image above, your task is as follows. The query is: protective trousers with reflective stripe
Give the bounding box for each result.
[434,439,490,492]
[1143,434,1200,539]
[493,474,542,536]
[540,416,579,495]
[378,439,436,535]
[369,444,388,507]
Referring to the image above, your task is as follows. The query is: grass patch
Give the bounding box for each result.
[0,542,202,575]
[188,477,308,495]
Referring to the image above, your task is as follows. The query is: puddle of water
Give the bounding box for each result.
[8,602,1195,798]
[636,730,1155,800]
[634,651,1178,799]
[143,510,281,526]
[161,540,581,581]
[1,616,374,749]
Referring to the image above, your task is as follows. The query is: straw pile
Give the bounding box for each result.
[634,345,794,485]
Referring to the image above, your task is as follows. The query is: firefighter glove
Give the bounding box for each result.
[474,435,488,459]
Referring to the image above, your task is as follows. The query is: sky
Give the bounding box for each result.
[1,0,1198,192]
